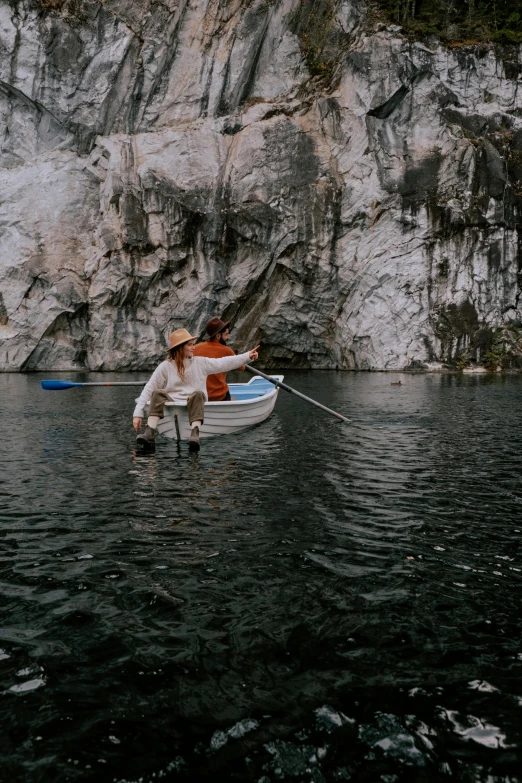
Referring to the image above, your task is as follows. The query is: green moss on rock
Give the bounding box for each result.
[290,0,341,79]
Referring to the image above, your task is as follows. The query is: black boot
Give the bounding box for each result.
[136,426,157,447]
[188,426,200,452]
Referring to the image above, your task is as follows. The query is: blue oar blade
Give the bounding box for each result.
[41,380,82,390]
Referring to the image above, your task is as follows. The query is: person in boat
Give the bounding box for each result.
[193,317,245,401]
[132,328,259,452]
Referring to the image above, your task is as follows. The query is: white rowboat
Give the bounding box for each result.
[143,375,284,441]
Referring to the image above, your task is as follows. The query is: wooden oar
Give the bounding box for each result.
[244,366,350,423]
[41,380,147,390]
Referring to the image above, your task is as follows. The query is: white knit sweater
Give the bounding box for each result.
[133,352,251,417]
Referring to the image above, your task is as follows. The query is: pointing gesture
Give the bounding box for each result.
[249,344,261,361]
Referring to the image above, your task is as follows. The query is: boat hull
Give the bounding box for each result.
[150,375,283,440]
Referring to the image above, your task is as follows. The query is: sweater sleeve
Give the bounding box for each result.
[133,363,168,418]
[198,351,251,376]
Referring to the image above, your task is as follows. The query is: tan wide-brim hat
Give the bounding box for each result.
[169,328,197,350]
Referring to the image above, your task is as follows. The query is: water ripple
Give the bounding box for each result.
[1,372,521,781]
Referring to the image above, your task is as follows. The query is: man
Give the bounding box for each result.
[193,317,245,401]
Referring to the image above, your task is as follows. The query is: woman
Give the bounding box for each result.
[133,328,259,452]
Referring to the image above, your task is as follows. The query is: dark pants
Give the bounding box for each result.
[149,390,206,425]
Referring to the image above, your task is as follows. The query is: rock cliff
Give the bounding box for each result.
[1,0,521,370]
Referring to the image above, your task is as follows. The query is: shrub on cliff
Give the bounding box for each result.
[373,0,522,45]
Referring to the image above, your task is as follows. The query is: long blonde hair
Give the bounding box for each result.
[168,343,187,379]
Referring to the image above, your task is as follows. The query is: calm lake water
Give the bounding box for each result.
[1,370,522,782]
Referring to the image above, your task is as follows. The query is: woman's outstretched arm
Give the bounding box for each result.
[198,346,259,376]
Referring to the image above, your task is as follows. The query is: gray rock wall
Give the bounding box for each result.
[1,0,521,370]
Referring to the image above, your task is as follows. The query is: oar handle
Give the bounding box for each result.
[245,366,350,423]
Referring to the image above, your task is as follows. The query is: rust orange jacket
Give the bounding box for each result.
[192,341,244,401]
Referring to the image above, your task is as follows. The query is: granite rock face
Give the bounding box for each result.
[1,0,522,371]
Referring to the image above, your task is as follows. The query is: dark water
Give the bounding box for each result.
[1,371,522,783]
